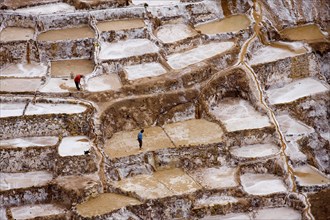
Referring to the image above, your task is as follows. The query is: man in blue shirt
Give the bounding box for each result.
[137,129,144,149]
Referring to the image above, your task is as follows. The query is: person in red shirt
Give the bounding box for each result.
[74,74,84,91]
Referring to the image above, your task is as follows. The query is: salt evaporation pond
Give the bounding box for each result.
[25,102,87,115]
[194,195,238,209]
[124,62,167,81]
[267,77,329,105]
[230,143,279,159]
[99,39,159,60]
[0,136,58,148]
[240,173,287,195]
[0,63,47,78]
[0,78,41,92]
[254,207,301,220]
[249,44,306,65]
[132,0,180,6]
[39,78,76,93]
[276,114,314,136]
[58,136,91,157]
[8,2,75,14]
[0,103,26,118]
[76,193,141,218]
[210,98,272,132]
[86,74,122,92]
[0,171,53,191]
[163,119,224,146]
[11,204,66,220]
[293,165,330,187]
[189,166,238,189]
[155,23,197,43]
[195,14,251,34]
[96,19,145,32]
[167,41,234,69]
[280,24,326,42]
[200,212,250,220]
[38,25,94,41]
[105,126,174,158]
[0,27,34,42]
[51,59,94,77]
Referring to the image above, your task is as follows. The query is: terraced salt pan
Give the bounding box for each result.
[0,171,53,191]
[37,26,94,41]
[167,41,234,69]
[163,119,223,146]
[154,168,201,195]
[0,27,34,42]
[113,174,174,199]
[11,204,66,220]
[0,103,25,118]
[0,78,41,92]
[210,98,272,132]
[0,136,58,148]
[105,126,174,158]
[58,136,91,156]
[249,44,306,65]
[124,62,167,80]
[194,195,238,208]
[0,63,47,77]
[97,19,145,32]
[201,213,250,220]
[8,3,75,14]
[255,207,301,220]
[267,78,329,105]
[39,78,76,93]
[276,114,314,136]
[195,14,251,34]
[293,165,330,186]
[155,23,197,43]
[51,59,94,77]
[189,166,238,189]
[76,193,141,218]
[230,143,279,159]
[240,173,287,195]
[99,39,159,60]
[25,102,87,115]
[132,0,180,6]
[280,24,326,42]
[87,74,122,92]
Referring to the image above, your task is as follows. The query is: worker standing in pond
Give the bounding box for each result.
[74,74,84,91]
[137,129,144,150]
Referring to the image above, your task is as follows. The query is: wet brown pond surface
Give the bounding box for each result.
[37,25,94,41]
[280,24,327,42]
[50,59,95,77]
[0,27,35,42]
[195,14,251,34]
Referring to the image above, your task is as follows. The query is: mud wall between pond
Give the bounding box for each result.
[0,40,39,64]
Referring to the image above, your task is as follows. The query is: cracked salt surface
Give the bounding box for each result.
[277,114,314,136]
[155,23,197,43]
[0,63,47,78]
[194,195,238,208]
[0,171,53,191]
[11,204,66,220]
[267,78,329,105]
[189,166,238,189]
[0,103,26,118]
[200,213,250,220]
[58,136,91,156]
[167,42,234,69]
[97,19,145,32]
[210,98,272,132]
[124,62,167,81]
[7,3,75,14]
[25,102,87,115]
[240,173,287,195]
[230,143,279,159]
[0,136,58,148]
[99,39,159,60]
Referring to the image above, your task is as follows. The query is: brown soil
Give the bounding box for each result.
[308,189,330,220]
